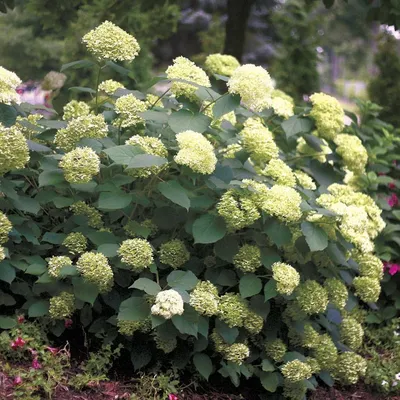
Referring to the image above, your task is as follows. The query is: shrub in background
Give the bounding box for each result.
[0,21,388,399]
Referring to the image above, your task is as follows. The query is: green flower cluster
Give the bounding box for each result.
[283,381,307,400]
[296,280,328,315]
[332,352,367,384]
[82,21,140,62]
[211,330,249,365]
[0,66,21,104]
[189,281,219,316]
[204,53,240,77]
[261,158,296,187]
[118,238,153,272]
[0,211,12,244]
[159,239,190,269]
[324,278,348,310]
[154,335,177,354]
[272,262,300,295]
[117,318,151,336]
[54,114,108,151]
[265,338,287,361]
[281,360,312,382]
[351,251,383,280]
[296,136,331,163]
[203,101,236,129]
[233,244,261,273]
[0,247,5,262]
[353,276,381,303]
[114,94,147,128]
[49,292,75,320]
[294,170,316,190]
[175,130,217,174]
[62,100,90,120]
[270,89,294,119]
[76,252,113,292]
[62,232,87,255]
[313,334,338,371]
[151,289,184,319]
[334,134,368,174]
[340,317,364,350]
[98,80,124,95]
[48,256,73,278]
[70,201,103,229]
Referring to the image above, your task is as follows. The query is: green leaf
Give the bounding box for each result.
[260,372,279,392]
[11,196,40,215]
[239,274,262,298]
[97,243,119,257]
[25,263,47,275]
[87,231,119,246]
[172,306,199,337]
[27,140,52,152]
[301,222,328,252]
[126,154,167,169]
[0,316,17,329]
[103,145,143,165]
[131,345,152,370]
[105,60,131,75]
[0,291,15,306]
[193,353,213,380]
[118,296,151,321]
[250,295,270,318]
[214,236,239,263]
[53,197,74,208]
[281,115,313,138]
[261,248,281,268]
[157,180,190,210]
[38,170,65,187]
[130,278,161,295]
[262,359,275,372]
[264,280,278,301]
[72,278,99,305]
[304,134,324,152]
[69,86,96,94]
[98,191,132,210]
[215,319,238,344]
[213,94,240,119]
[168,109,211,134]
[60,59,95,72]
[265,219,292,247]
[0,103,17,127]
[28,300,49,317]
[42,232,66,244]
[192,214,226,244]
[140,110,168,123]
[0,262,15,284]
[167,270,198,290]
[319,371,334,386]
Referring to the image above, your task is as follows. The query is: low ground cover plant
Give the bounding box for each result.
[0,21,390,399]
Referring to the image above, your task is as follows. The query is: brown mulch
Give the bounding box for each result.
[311,385,400,400]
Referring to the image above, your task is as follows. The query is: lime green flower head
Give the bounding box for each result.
[265,338,287,362]
[227,64,273,112]
[218,293,248,328]
[118,238,153,272]
[76,252,113,293]
[60,147,100,184]
[324,278,348,310]
[0,125,30,175]
[223,143,242,159]
[260,158,296,187]
[244,311,264,334]
[54,114,108,152]
[98,79,125,95]
[353,276,381,303]
[271,90,295,119]
[272,262,300,295]
[233,244,261,273]
[190,281,219,317]
[151,289,184,319]
[62,100,90,120]
[223,343,250,365]
[0,246,5,262]
[302,324,320,349]
[309,92,345,140]
[159,239,190,269]
[114,94,147,128]
[49,292,75,320]
[174,130,217,175]
[145,93,163,108]
[48,256,73,279]
[333,352,367,384]
[154,335,177,353]
[294,170,316,190]
[0,211,12,245]
[296,280,328,315]
[340,317,364,350]
[117,318,151,336]
[281,360,312,383]
[62,232,87,255]
[203,101,236,128]
[296,136,332,163]
[204,53,240,76]
[306,357,320,374]
[351,251,383,280]
[313,334,338,370]
[334,134,368,174]
[166,56,210,101]
[0,66,22,104]
[82,21,140,62]
[70,201,104,229]
[283,380,308,400]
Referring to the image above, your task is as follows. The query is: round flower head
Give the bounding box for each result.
[174,130,217,175]
[189,281,219,316]
[0,125,30,176]
[125,135,167,178]
[159,239,190,269]
[324,278,348,310]
[272,262,300,295]
[204,53,240,77]
[302,324,320,349]
[0,211,12,245]
[294,170,316,190]
[114,94,147,128]
[70,201,103,229]
[223,143,242,159]
[306,357,320,374]
[60,147,100,184]
[48,256,73,278]
[98,80,125,95]
[283,381,307,400]
[218,293,248,328]
[166,56,211,101]
[0,66,22,104]
[203,101,236,129]
[334,134,368,174]
[333,352,367,385]
[118,238,153,272]
[42,71,66,90]
[82,21,140,62]
[353,276,381,303]
[296,280,328,315]
[151,289,184,319]
[146,93,164,108]
[270,89,294,119]
[261,185,302,223]
[340,317,364,350]
[0,247,5,262]
[265,339,287,362]
[281,360,312,383]
[49,292,75,320]
[154,335,177,353]
[296,136,332,163]
[62,232,87,255]
[217,189,260,231]
[54,114,108,152]
[233,244,261,273]
[313,334,338,370]
[62,100,90,120]
[243,311,264,334]
[117,318,151,336]
[351,251,383,280]
[309,92,345,140]
[76,252,113,292]
[223,343,250,365]
[261,158,296,187]
[227,64,273,111]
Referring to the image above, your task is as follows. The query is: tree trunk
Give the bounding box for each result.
[223,0,256,61]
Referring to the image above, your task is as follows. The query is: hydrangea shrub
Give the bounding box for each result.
[0,22,387,399]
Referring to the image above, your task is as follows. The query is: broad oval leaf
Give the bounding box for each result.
[157,180,190,210]
[168,109,211,134]
[193,353,213,380]
[239,274,262,298]
[192,214,226,244]
[130,278,161,295]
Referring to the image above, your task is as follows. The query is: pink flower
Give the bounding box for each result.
[64,319,73,328]
[388,193,399,207]
[32,358,42,369]
[46,346,59,355]
[13,376,22,385]
[17,315,25,324]
[11,337,26,350]
[389,182,396,190]
[378,172,386,176]
[389,264,400,276]
[168,395,178,400]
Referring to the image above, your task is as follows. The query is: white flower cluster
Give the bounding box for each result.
[151,289,184,319]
